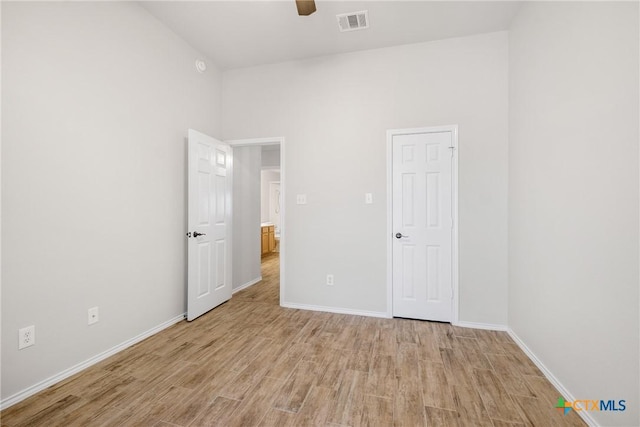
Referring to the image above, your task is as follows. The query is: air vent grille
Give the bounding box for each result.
[337,10,369,32]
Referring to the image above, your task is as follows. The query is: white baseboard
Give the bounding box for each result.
[281,301,389,319]
[454,320,508,331]
[0,313,186,411]
[507,328,598,427]
[232,276,262,294]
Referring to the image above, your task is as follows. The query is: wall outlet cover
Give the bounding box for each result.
[18,325,35,350]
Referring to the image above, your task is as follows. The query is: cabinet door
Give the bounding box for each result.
[268,227,275,251]
[261,229,268,254]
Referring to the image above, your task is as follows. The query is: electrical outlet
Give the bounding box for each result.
[88,307,99,325]
[326,274,334,286]
[18,325,35,350]
[365,193,373,204]
[296,194,307,205]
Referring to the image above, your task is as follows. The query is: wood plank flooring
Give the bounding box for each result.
[1,252,585,426]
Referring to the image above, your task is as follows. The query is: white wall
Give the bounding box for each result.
[261,170,281,224]
[223,32,509,322]
[508,3,639,426]
[1,2,222,400]
[261,146,280,169]
[232,146,262,290]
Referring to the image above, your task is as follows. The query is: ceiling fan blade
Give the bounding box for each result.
[296,0,316,16]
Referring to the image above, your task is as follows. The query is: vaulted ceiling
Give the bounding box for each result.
[140,1,521,70]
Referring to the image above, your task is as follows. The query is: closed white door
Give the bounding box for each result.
[187,129,232,321]
[392,129,455,322]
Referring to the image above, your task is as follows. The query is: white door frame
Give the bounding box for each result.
[226,137,286,306]
[386,125,459,322]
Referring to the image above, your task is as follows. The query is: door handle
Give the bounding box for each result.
[193,232,206,238]
[395,233,409,239]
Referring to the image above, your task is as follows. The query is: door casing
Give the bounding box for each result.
[386,125,459,322]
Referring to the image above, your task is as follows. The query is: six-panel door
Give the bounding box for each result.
[392,131,453,322]
[187,129,232,321]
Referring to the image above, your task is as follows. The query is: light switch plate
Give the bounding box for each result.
[365,193,373,204]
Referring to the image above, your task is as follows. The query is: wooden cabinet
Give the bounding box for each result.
[261,225,275,255]
[261,229,269,255]
[268,228,276,252]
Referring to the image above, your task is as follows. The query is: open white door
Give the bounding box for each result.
[187,129,232,321]
[268,181,281,230]
[391,127,456,322]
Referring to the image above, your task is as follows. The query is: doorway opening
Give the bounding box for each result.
[228,137,285,307]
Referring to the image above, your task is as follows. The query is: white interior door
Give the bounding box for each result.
[392,129,455,322]
[187,129,232,321]
[268,181,280,231]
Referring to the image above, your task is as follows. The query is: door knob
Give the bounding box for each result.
[193,232,206,237]
[395,233,409,239]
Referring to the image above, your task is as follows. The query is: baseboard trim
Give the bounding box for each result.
[453,321,508,331]
[507,328,598,427]
[281,302,389,319]
[232,276,262,294]
[0,313,186,410]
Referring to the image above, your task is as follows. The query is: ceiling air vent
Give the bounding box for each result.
[337,10,369,32]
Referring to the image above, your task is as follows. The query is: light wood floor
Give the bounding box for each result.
[1,252,585,427]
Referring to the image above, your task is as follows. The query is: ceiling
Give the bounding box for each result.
[141,1,521,70]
